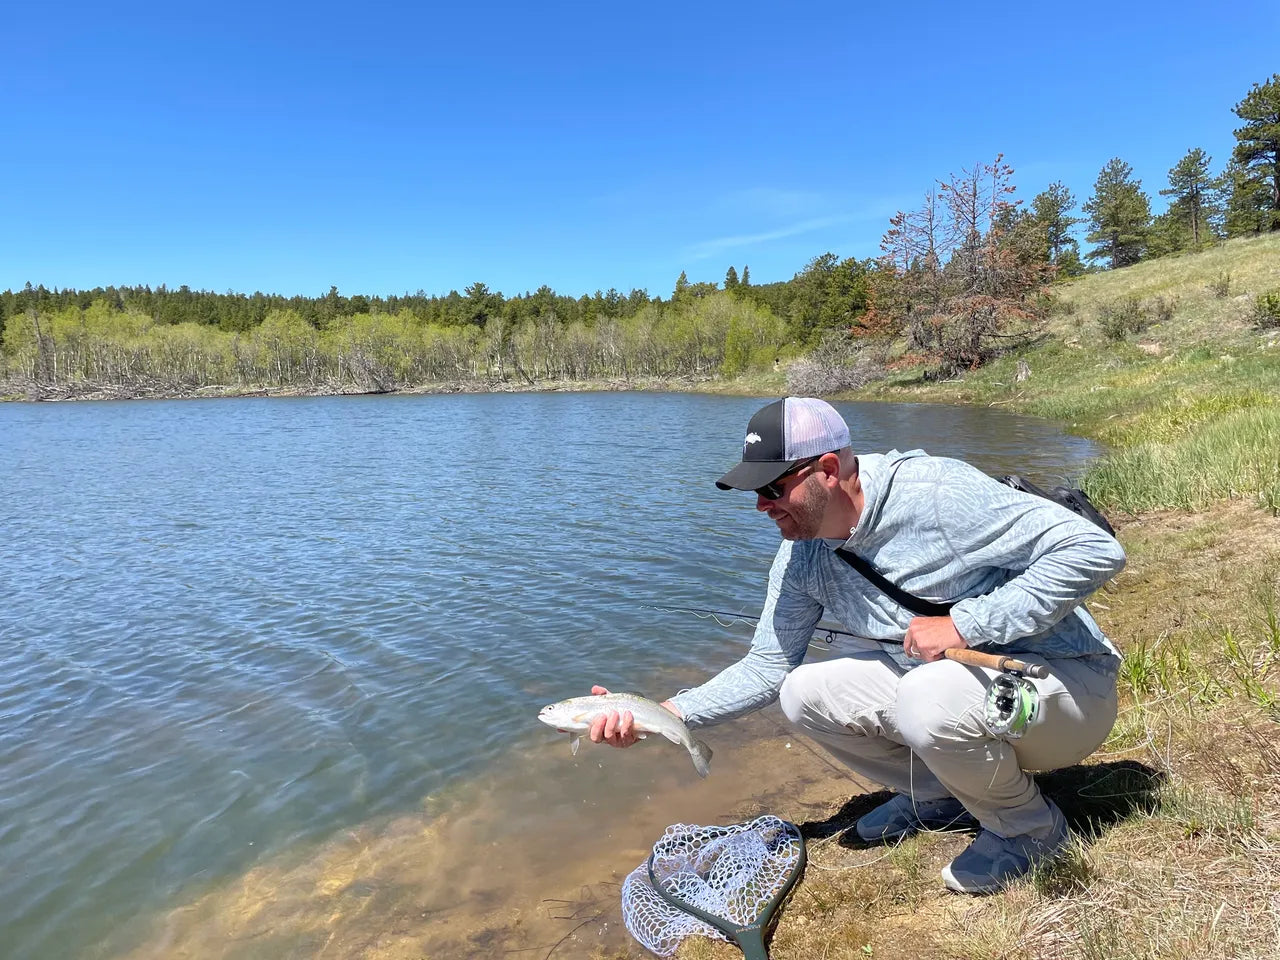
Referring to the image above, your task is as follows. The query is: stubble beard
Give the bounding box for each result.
[775,477,828,541]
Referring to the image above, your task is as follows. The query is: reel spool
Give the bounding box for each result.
[983,672,1039,738]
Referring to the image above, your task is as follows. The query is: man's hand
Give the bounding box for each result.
[587,685,682,748]
[903,616,968,663]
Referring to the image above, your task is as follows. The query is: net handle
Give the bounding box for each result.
[646,832,807,960]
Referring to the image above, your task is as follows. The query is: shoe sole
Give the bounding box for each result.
[941,863,1004,894]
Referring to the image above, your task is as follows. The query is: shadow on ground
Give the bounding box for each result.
[796,760,1164,848]
[1037,759,1164,837]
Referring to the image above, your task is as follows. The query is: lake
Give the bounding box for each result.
[0,391,1101,959]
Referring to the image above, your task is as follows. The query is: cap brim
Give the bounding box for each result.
[715,458,801,491]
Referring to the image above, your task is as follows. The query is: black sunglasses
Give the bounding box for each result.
[754,455,824,500]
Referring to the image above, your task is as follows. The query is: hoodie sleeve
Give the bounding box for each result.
[935,466,1126,647]
[669,541,821,726]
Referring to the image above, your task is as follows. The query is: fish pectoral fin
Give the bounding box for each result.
[569,734,581,756]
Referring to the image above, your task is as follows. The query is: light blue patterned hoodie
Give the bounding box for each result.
[670,450,1126,727]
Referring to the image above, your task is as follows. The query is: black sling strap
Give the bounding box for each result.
[833,547,955,618]
[831,456,1115,620]
[832,452,955,619]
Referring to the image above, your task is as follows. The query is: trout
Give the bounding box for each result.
[538,692,712,778]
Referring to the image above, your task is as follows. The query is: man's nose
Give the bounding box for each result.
[756,493,774,512]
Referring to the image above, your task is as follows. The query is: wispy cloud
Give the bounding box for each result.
[685,216,847,261]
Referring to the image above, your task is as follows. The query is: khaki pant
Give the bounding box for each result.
[778,649,1120,837]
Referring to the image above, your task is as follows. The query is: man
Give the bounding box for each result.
[590,396,1125,894]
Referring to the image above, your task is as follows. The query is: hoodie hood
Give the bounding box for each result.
[840,449,927,550]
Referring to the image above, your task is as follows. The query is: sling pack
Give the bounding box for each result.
[835,473,1116,618]
[994,474,1115,537]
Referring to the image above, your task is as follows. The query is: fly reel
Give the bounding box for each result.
[983,672,1039,738]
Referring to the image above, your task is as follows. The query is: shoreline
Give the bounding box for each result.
[0,373,779,404]
[109,709,862,960]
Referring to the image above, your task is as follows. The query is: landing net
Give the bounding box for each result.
[620,815,804,957]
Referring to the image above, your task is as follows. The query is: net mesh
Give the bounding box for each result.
[621,815,804,957]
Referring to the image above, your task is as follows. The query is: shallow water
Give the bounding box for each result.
[0,391,1100,959]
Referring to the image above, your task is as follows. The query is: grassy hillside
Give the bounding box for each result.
[658,235,1280,960]
[862,232,1280,516]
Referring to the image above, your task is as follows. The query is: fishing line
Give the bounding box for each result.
[645,604,857,646]
[649,604,1044,735]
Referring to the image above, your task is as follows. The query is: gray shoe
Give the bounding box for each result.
[941,799,1070,894]
[855,793,978,843]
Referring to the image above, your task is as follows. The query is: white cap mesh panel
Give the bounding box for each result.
[783,397,851,458]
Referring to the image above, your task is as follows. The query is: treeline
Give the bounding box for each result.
[2,74,1277,397]
[0,294,795,393]
[960,72,1280,276]
[0,281,654,337]
[0,250,877,394]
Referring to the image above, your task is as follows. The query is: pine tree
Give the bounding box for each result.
[1218,157,1273,236]
[1147,209,1195,258]
[724,265,740,290]
[1231,73,1280,232]
[741,265,750,287]
[1083,158,1152,268]
[1029,181,1083,269]
[1160,148,1216,248]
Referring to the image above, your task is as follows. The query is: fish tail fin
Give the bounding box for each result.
[690,739,713,778]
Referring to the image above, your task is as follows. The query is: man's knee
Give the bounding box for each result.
[896,661,986,750]
[778,663,826,725]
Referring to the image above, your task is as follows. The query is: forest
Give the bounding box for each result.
[2,73,1277,398]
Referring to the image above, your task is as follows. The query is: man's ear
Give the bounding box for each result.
[818,451,841,481]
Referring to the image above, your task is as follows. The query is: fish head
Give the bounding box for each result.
[537,700,577,731]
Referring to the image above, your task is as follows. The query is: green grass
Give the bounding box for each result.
[853,232,1280,516]
[1050,232,1280,344]
[1085,406,1280,515]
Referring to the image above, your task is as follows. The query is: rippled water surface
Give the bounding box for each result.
[0,392,1100,959]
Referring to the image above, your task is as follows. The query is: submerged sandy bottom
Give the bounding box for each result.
[113,708,869,960]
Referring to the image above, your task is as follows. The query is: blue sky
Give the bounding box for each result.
[3,1,1277,300]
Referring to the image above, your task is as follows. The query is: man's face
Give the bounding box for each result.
[756,467,828,540]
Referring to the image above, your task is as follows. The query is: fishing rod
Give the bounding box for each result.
[650,604,1044,738]
[649,605,859,645]
[650,604,1046,677]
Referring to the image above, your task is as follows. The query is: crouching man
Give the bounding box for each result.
[592,397,1124,893]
